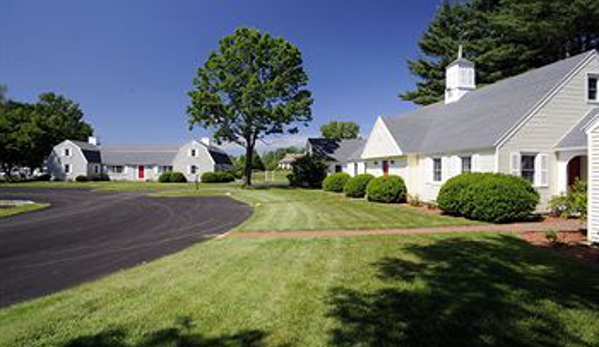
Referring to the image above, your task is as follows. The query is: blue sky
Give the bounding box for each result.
[1,0,443,153]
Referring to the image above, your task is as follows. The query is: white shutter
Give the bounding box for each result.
[510,152,521,176]
[535,154,549,187]
[472,154,481,172]
[441,157,450,182]
[425,157,433,183]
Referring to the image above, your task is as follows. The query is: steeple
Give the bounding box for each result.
[445,45,476,104]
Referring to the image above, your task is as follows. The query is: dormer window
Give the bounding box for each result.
[588,74,598,102]
[63,148,71,157]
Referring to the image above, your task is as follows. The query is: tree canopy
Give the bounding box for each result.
[320,121,360,139]
[0,91,93,176]
[401,0,599,105]
[187,27,313,186]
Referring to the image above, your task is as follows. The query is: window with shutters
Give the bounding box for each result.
[588,74,598,102]
[461,156,472,173]
[521,155,536,183]
[433,158,442,182]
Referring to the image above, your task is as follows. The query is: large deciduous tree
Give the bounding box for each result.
[187,28,313,186]
[320,121,360,140]
[401,0,599,106]
[0,92,93,176]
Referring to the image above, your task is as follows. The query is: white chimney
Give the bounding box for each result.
[445,45,476,104]
[88,136,99,146]
[200,137,211,146]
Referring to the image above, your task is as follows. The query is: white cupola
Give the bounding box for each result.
[445,45,476,104]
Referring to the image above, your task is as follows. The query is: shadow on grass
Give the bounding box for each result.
[328,235,599,347]
[62,316,274,347]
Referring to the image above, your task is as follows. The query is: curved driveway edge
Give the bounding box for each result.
[0,187,252,308]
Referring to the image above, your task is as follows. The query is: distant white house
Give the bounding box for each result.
[306,138,366,175]
[343,49,599,219]
[47,137,232,181]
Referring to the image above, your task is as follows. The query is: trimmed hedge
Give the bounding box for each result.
[75,175,88,182]
[322,172,351,193]
[201,172,235,183]
[344,174,374,198]
[366,175,407,203]
[437,173,487,215]
[438,173,539,223]
[169,172,187,183]
[158,172,172,183]
[89,173,110,182]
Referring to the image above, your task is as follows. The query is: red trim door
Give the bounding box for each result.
[382,160,389,176]
[138,165,145,180]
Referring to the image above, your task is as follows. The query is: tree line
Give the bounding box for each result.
[0,87,93,177]
[402,0,599,105]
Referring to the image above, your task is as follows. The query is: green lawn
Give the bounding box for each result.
[0,203,49,218]
[1,180,478,232]
[1,233,597,347]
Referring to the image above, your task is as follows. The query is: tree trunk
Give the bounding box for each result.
[244,144,253,187]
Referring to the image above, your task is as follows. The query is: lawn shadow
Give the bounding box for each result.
[62,316,276,347]
[328,235,599,347]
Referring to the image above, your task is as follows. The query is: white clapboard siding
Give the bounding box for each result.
[588,129,599,243]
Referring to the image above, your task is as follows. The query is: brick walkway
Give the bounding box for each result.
[229,219,584,239]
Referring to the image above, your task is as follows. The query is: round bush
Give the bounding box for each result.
[322,172,351,193]
[158,172,172,183]
[35,174,51,182]
[89,173,110,182]
[201,172,235,183]
[75,175,88,182]
[440,173,539,223]
[344,174,374,198]
[168,172,187,183]
[366,175,407,203]
[437,173,487,215]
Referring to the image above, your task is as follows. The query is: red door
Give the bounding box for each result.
[138,165,145,180]
[382,160,389,176]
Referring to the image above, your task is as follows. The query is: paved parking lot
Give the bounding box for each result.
[0,187,252,308]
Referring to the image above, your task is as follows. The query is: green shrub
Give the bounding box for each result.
[287,154,328,188]
[35,174,51,181]
[548,179,587,219]
[366,175,407,203]
[201,172,235,183]
[322,172,351,193]
[343,174,374,198]
[457,173,539,223]
[158,172,172,183]
[437,173,487,215]
[88,173,110,182]
[168,172,187,183]
[75,175,88,182]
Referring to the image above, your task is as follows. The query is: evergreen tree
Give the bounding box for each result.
[401,0,599,106]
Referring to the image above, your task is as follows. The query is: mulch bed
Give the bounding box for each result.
[521,230,599,264]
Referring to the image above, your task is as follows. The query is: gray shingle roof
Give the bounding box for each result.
[557,108,599,149]
[70,140,100,151]
[384,50,596,154]
[308,138,367,163]
[101,145,179,166]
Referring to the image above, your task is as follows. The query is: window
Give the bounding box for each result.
[190,165,198,174]
[63,148,71,157]
[110,166,124,173]
[433,158,442,182]
[589,75,598,102]
[160,166,173,173]
[64,164,71,174]
[335,165,342,173]
[94,165,100,174]
[521,155,536,183]
[190,149,197,157]
[461,156,472,173]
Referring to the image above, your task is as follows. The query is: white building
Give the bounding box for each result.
[47,137,232,181]
[350,49,599,218]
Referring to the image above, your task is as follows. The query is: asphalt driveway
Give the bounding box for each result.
[0,187,252,308]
